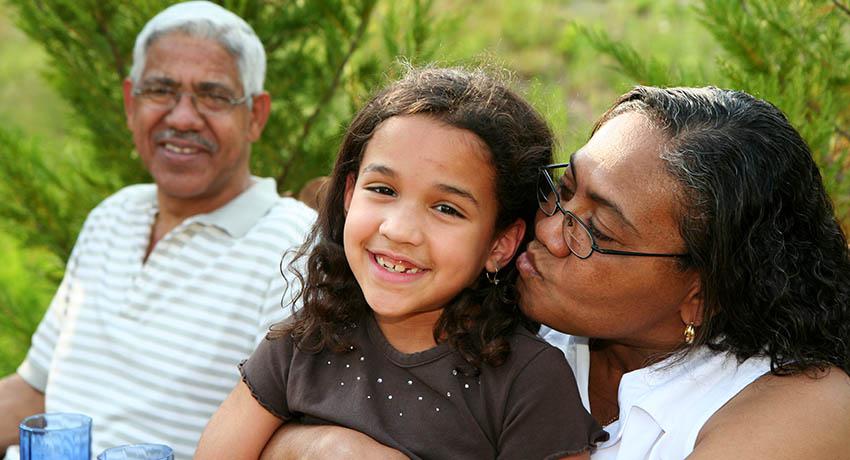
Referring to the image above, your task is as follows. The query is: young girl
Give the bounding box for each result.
[197,68,605,459]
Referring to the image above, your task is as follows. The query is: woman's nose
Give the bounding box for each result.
[534,208,571,258]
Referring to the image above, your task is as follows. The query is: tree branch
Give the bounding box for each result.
[94,9,126,82]
[276,2,376,187]
[833,1,850,18]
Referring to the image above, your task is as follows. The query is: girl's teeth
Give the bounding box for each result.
[376,255,420,274]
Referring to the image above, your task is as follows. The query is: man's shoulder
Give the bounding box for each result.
[266,195,317,219]
[92,183,157,213]
[80,184,156,227]
[256,195,317,233]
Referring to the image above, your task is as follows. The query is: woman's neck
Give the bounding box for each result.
[588,339,678,424]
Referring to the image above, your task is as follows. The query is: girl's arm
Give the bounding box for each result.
[689,368,850,459]
[195,380,284,460]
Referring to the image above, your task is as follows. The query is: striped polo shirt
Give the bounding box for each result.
[17,177,316,459]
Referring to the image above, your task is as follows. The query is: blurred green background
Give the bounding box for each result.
[1,0,848,375]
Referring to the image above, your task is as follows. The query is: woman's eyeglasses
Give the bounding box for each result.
[537,163,689,259]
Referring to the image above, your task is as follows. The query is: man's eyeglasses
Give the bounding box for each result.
[132,85,249,115]
[537,163,689,260]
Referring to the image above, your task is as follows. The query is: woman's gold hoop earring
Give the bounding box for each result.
[486,264,500,285]
[684,322,696,345]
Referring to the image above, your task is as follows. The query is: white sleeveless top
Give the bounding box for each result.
[541,329,771,459]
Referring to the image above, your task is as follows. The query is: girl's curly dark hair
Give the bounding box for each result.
[271,67,554,368]
[594,86,850,374]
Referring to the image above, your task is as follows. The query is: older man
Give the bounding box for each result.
[0,1,315,457]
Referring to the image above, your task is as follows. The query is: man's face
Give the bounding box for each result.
[122,32,269,211]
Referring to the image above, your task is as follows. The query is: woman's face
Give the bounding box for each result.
[517,112,702,349]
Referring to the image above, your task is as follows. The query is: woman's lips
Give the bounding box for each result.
[516,249,542,279]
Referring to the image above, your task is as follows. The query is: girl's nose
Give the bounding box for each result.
[379,208,424,246]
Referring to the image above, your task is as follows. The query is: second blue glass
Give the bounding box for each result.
[97,443,174,460]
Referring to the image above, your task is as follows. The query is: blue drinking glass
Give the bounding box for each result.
[97,444,174,460]
[19,413,92,460]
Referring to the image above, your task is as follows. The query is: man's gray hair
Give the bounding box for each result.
[129,1,266,105]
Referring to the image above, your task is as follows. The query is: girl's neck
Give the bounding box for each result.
[373,310,442,354]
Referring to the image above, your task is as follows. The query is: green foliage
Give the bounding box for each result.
[0,126,112,261]
[581,0,850,230]
[0,231,63,375]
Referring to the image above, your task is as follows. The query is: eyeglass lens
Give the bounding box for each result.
[537,169,559,215]
[536,168,593,259]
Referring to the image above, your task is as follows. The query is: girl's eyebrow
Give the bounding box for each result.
[436,183,479,207]
[361,162,479,207]
[361,163,395,177]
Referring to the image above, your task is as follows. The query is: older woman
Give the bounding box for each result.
[258,86,850,459]
[520,86,850,458]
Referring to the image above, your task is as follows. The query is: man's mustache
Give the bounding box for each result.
[154,129,218,152]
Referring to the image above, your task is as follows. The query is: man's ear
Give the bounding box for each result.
[122,78,136,130]
[485,219,526,272]
[247,92,271,142]
[679,273,705,327]
[343,173,356,213]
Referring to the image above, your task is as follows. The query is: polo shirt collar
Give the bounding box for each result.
[192,177,280,238]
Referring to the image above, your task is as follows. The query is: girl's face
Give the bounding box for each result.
[344,114,521,335]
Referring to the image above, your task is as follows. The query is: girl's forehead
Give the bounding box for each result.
[360,115,498,203]
[364,116,493,172]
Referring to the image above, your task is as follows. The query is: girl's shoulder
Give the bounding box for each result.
[484,325,574,378]
[504,325,562,357]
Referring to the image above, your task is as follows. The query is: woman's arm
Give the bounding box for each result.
[259,423,408,460]
[690,367,850,459]
[195,381,283,460]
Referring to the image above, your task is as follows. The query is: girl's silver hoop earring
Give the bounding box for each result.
[486,265,500,285]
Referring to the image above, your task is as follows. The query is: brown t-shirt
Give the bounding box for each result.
[241,315,606,459]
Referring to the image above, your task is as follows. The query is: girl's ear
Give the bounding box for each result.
[343,173,356,213]
[485,219,526,272]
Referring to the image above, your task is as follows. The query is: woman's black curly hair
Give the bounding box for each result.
[271,67,553,368]
[594,86,850,374]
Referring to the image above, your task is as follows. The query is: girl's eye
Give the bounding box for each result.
[365,185,395,196]
[435,204,464,218]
